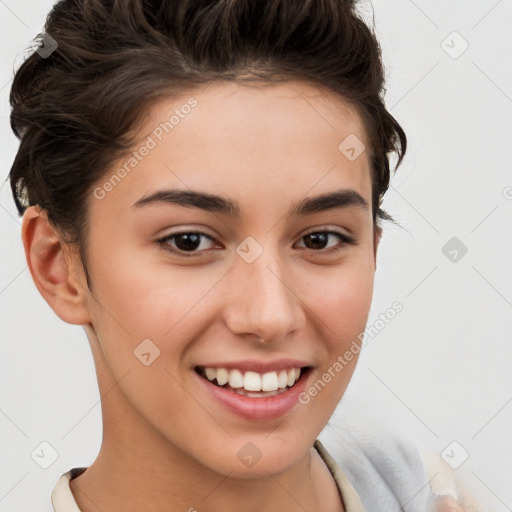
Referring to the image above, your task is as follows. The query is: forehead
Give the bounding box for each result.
[144,79,369,157]
[89,80,372,218]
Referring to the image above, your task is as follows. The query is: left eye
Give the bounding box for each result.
[295,231,355,252]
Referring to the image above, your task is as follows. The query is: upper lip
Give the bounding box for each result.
[195,359,312,374]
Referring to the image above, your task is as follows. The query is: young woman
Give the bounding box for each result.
[9,1,477,510]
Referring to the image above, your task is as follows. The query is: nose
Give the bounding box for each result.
[223,245,306,344]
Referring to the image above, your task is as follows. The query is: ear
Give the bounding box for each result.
[21,206,92,325]
[373,226,382,270]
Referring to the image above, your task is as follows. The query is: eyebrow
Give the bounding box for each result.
[132,188,369,217]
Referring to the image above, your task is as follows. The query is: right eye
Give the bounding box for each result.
[156,231,221,257]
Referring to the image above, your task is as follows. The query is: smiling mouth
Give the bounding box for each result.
[194,366,312,398]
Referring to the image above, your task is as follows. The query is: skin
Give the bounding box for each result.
[23,80,380,512]
[436,496,466,512]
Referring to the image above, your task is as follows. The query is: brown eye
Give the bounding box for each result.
[303,232,330,250]
[296,231,355,253]
[172,233,202,251]
[157,231,219,256]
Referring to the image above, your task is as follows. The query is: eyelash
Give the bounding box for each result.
[156,229,356,258]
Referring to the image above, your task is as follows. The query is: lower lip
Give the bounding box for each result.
[194,369,311,421]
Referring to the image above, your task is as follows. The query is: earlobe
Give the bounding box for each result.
[21,206,92,325]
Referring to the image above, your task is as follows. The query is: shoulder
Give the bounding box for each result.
[319,425,487,512]
[319,427,437,512]
[317,388,475,512]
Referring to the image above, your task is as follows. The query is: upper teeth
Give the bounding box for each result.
[202,367,302,392]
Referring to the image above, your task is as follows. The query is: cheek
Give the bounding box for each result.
[295,259,374,423]
[84,258,217,421]
[87,251,226,359]
[304,257,375,345]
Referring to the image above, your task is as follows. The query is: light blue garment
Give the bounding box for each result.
[318,392,440,512]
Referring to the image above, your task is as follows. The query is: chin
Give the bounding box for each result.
[200,432,312,479]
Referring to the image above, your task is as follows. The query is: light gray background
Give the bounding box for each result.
[1,1,511,511]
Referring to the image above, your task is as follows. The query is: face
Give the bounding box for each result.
[75,80,378,477]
